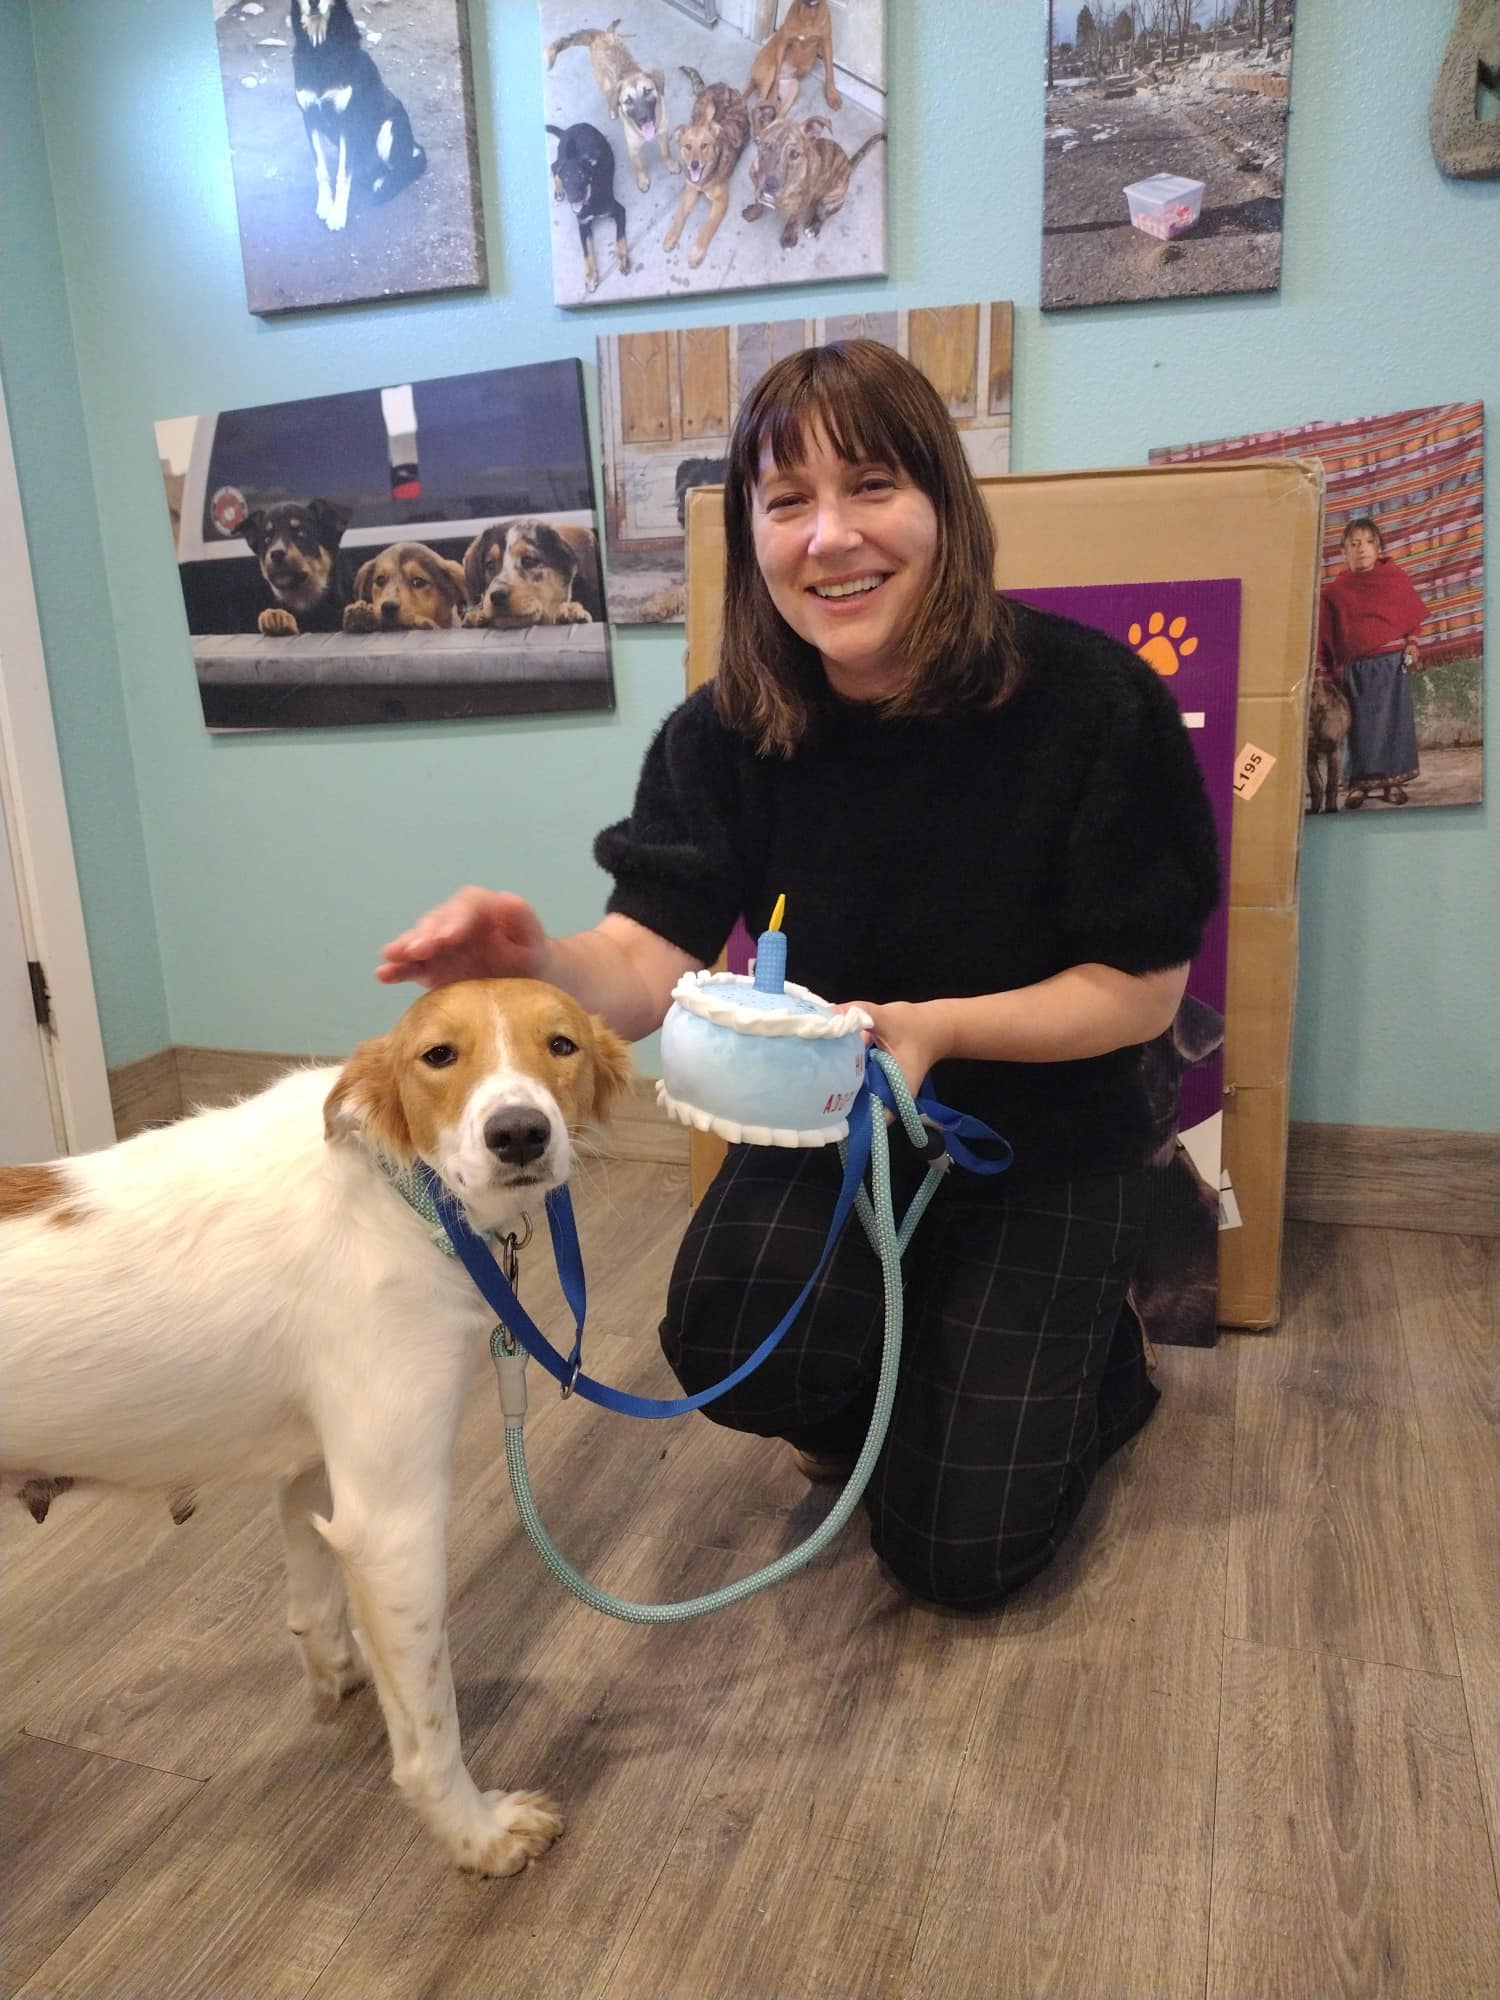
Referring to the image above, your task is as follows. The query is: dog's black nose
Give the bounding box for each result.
[763,176,780,195]
[483,1107,551,1168]
[380,600,399,626]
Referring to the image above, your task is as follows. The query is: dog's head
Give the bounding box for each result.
[325,979,632,1232]
[616,69,667,142]
[673,117,727,187]
[749,109,827,207]
[462,519,596,625]
[290,0,348,48]
[241,499,349,613]
[352,542,468,629]
[547,125,596,209]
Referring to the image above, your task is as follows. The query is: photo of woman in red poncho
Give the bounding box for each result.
[1317,515,1428,808]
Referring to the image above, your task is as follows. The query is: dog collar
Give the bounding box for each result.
[377,1156,529,1264]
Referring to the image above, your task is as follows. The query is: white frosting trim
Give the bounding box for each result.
[655,1079,850,1149]
[669,969,872,1041]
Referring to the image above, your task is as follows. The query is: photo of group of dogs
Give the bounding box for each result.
[157,359,613,730]
[539,0,888,306]
[241,506,602,636]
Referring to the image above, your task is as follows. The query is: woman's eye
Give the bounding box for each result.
[765,492,804,512]
[858,474,895,494]
[421,1044,458,1068]
[548,1035,579,1058]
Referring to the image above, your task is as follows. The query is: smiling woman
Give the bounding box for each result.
[381,338,1221,1613]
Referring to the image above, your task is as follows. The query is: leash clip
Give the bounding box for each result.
[499,1214,531,1293]
[560,1356,581,1400]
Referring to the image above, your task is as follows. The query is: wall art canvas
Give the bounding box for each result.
[539,0,886,306]
[1153,402,1485,812]
[1043,0,1295,309]
[600,301,1013,622]
[156,359,612,730]
[214,0,485,314]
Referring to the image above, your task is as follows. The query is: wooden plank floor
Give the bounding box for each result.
[4,1166,1496,2000]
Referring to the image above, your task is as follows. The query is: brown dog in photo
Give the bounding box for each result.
[663,66,751,268]
[544,20,678,193]
[462,520,602,627]
[743,106,885,251]
[745,0,841,114]
[1306,670,1353,814]
[341,543,468,632]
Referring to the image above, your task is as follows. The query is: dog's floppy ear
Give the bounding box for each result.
[241,509,271,556]
[671,122,688,147]
[651,68,667,104]
[531,519,580,584]
[352,557,377,603]
[585,1016,634,1126]
[752,100,780,135]
[463,523,507,600]
[803,115,833,137]
[324,1034,414,1160]
[309,497,351,548]
[442,558,469,604]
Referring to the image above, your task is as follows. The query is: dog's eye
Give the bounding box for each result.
[375,573,389,587]
[548,1035,578,1059]
[420,1044,459,1068]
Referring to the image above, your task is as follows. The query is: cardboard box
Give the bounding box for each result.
[684,458,1325,1327]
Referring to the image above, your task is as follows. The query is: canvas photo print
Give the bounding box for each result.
[156,360,613,731]
[600,302,1013,621]
[1153,401,1485,812]
[538,0,887,307]
[1043,0,1294,310]
[214,0,485,314]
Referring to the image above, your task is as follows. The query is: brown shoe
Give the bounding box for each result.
[788,1445,857,1484]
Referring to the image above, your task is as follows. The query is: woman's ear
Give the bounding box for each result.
[324,1034,412,1160]
[585,1018,635,1126]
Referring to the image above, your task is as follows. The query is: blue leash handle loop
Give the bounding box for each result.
[421,1057,1010,1420]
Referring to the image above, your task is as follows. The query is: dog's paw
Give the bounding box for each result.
[614,241,631,274]
[463,605,491,629]
[558,602,593,624]
[259,608,300,637]
[825,87,843,110]
[636,172,651,192]
[342,601,378,634]
[301,1629,372,1716]
[458,1790,564,1877]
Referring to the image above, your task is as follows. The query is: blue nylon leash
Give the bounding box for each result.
[419,1060,1011,1418]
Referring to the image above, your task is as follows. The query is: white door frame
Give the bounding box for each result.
[0,370,116,1153]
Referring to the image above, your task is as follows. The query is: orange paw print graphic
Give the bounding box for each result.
[1128,610,1198,676]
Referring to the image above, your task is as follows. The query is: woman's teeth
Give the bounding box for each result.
[813,576,884,600]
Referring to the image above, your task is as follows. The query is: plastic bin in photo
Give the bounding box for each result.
[1124,173,1206,241]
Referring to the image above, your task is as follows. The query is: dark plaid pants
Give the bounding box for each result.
[662,1143,1159,1610]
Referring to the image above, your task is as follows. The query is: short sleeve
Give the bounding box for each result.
[593,687,752,965]
[1055,652,1221,975]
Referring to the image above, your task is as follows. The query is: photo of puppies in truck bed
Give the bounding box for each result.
[155,360,613,731]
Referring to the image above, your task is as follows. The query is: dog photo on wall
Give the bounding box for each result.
[538,0,887,307]
[156,359,613,730]
[1153,401,1485,813]
[600,303,1014,621]
[214,0,485,313]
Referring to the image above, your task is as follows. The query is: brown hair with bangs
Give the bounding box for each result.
[715,339,1020,755]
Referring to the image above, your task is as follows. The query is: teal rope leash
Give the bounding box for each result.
[494,1050,935,1625]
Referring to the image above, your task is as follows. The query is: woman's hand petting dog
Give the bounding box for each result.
[377,888,550,989]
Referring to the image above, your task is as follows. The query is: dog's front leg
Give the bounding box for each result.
[318,1489,562,1875]
[308,122,334,223]
[329,131,352,231]
[276,1465,369,1714]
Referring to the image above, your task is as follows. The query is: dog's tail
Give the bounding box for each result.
[847,130,888,175]
[545,21,620,67]
[679,64,708,95]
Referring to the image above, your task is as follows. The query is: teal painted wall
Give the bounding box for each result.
[5,0,1497,1127]
[0,2,168,1065]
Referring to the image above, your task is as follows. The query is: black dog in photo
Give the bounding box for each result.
[675,454,729,528]
[546,123,629,294]
[291,0,427,233]
[241,499,351,636]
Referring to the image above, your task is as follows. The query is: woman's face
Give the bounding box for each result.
[750,420,939,701]
[1343,528,1381,574]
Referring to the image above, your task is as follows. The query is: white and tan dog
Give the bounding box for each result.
[1,978,631,1878]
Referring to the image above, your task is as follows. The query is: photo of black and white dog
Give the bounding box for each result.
[291,0,427,233]
[213,0,485,314]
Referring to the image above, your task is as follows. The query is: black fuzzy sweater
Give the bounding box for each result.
[596,601,1221,1181]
